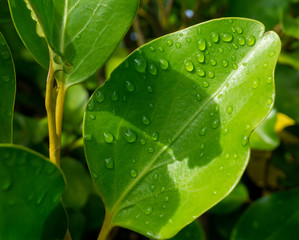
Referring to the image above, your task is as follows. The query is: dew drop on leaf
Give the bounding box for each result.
[208,71,215,78]
[246,36,256,46]
[149,63,158,75]
[211,119,220,129]
[103,132,114,143]
[159,58,169,70]
[130,169,138,178]
[237,36,245,46]
[87,99,95,111]
[84,134,92,141]
[110,91,119,101]
[196,51,205,63]
[2,76,10,82]
[145,207,152,215]
[134,58,147,73]
[196,93,202,101]
[267,98,273,105]
[147,86,153,93]
[152,132,159,141]
[95,90,105,103]
[210,59,217,66]
[125,80,135,92]
[211,32,219,43]
[203,81,210,88]
[226,105,233,114]
[184,59,194,72]
[123,129,137,143]
[220,33,233,42]
[198,38,206,51]
[236,27,243,34]
[252,79,259,89]
[141,115,151,125]
[167,40,173,46]
[105,158,114,169]
[197,68,205,77]
[175,42,181,48]
[222,60,229,68]
[199,127,207,136]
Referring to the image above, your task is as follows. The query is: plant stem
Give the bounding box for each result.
[45,60,59,165]
[97,214,113,240]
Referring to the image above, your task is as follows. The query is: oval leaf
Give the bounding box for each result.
[231,188,299,240]
[0,145,67,240]
[8,0,139,86]
[0,33,15,143]
[83,18,280,238]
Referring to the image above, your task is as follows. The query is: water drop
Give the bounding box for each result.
[232,64,238,70]
[167,40,173,46]
[184,59,194,72]
[104,132,114,143]
[198,38,206,51]
[246,36,256,46]
[145,207,152,215]
[84,134,92,141]
[92,172,99,179]
[152,132,159,141]
[153,173,159,181]
[147,86,153,93]
[123,129,137,143]
[2,76,10,82]
[125,80,135,92]
[134,58,147,73]
[218,94,223,99]
[211,32,219,43]
[266,76,273,84]
[203,81,210,88]
[150,46,155,51]
[186,37,192,43]
[267,98,273,105]
[232,43,239,50]
[231,27,236,33]
[225,154,230,159]
[148,147,154,153]
[196,51,205,63]
[231,55,236,61]
[179,33,183,37]
[233,154,238,159]
[105,158,114,169]
[175,42,181,48]
[237,36,245,46]
[149,103,154,109]
[242,136,248,146]
[223,128,228,135]
[226,105,233,114]
[222,60,229,68]
[159,58,169,70]
[197,68,205,77]
[210,59,217,66]
[196,93,202,101]
[87,99,95,111]
[149,63,158,75]
[243,62,247,66]
[130,169,138,178]
[140,138,146,145]
[236,27,243,34]
[220,33,233,42]
[218,47,224,53]
[89,114,95,120]
[141,115,151,125]
[252,79,259,89]
[199,127,207,136]
[110,91,118,101]
[158,47,164,52]
[208,71,215,78]
[207,41,212,48]
[95,90,105,103]
[198,27,202,35]
[211,119,220,129]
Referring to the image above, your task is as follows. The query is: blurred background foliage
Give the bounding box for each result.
[1,0,299,239]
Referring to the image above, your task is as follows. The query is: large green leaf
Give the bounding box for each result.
[8,0,139,86]
[0,145,67,240]
[250,109,280,151]
[0,33,15,143]
[231,188,299,240]
[275,64,299,123]
[83,18,280,238]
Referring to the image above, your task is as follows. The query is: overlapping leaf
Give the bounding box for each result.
[8,0,139,86]
[84,18,280,238]
[0,145,67,240]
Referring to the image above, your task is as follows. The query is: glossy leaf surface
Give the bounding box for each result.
[0,145,67,240]
[8,0,139,86]
[231,188,299,240]
[84,18,280,238]
[250,109,280,151]
[0,33,15,143]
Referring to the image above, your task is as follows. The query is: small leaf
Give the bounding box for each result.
[231,188,299,240]
[0,145,67,240]
[8,0,139,86]
[250,109,280,151]
[0,33,15,143]
[84,18,280,238]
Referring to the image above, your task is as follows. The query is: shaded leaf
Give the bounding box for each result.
[231,188,299,240]
[0,145,67,240]
[8,0,139,86]
[169,220,205,240]
[84,18,280,238]
[250,109,280,151]
[0,33,15,143]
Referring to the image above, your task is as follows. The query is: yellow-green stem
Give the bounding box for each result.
[97,214,114,240]
[45,60,59,165]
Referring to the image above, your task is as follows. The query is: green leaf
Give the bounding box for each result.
[210,182,249,214]
[275,64,299,123]
[0,145,67,240]
[279,49,299,70]
[0,33,15,143]
[250,109,280,151]
[231,188,299,240]
[83,18,280,238]
[61,157,95,209]
[281,5,299,39]
[8,0,139,86]
[169,220,205,240]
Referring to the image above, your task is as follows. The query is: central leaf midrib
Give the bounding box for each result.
[109,32,269,220]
